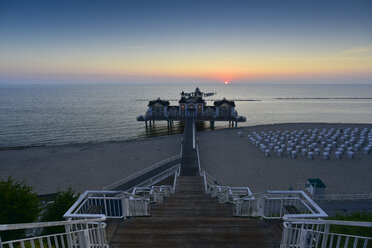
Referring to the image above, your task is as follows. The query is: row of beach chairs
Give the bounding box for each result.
[243,127,372,160]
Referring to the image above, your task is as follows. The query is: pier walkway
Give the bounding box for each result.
[181,118,199,176]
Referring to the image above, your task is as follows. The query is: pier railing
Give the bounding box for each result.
[63,190,150,220]
[0,218,107,248]
[281,218,372,248]
[233,190,328,219]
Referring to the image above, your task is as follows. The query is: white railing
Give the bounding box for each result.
[313,193,372,202]
[201,170,219,194]
[103,154,180,190]
[281,218,372,248]
[0,218,107,248]
[197,144,221,195]
[234,191,328,219]
[64,190,150,220]
[131,185,174,204]
[196,144,201,173]
[209,186,253,203]
[130,164,181,191]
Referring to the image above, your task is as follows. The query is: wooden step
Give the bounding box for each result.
[109,176,281,247]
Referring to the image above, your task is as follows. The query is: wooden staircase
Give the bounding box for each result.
[110,176,281,248]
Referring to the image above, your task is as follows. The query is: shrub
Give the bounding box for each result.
[0,177,41,241]
[41,188,78,235]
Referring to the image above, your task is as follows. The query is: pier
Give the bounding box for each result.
[137,87,247,129]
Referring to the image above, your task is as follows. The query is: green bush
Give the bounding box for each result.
[41,188,78,235]
[0,177,41,241]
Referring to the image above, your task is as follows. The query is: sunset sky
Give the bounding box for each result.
[0,0,371,84]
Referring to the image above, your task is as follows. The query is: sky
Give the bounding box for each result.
[0,0,371,84]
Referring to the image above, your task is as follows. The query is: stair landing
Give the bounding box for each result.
[109,176,281,248]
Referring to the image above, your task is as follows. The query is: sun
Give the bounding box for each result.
[224,81,229,85]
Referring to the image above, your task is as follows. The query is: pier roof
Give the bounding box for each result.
[148,98,170,106]
[213,98,235,107]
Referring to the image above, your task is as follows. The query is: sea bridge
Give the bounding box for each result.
[1,117,372,247]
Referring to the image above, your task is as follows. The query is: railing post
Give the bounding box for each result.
[203,171,207,194]
[0,235,3,248]
[173,171,178,191]
[299,226,308,248]
[321,224,330,248]
[281,222,291,248]
[280,194,284,218]
[103,193,108,217]
[65,223,74,248]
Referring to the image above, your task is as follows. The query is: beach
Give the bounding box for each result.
[0,134,182,194]
[1,123,371,195]
[199,123,372,194]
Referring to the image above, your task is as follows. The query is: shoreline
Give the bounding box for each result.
[2,122,372,151]
[1,122,372,195]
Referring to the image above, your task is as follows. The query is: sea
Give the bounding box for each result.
[1,83,372,149]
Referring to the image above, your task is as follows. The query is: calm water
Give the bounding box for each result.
[1,84,372,148]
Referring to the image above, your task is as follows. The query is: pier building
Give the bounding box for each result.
[137,87,246,128]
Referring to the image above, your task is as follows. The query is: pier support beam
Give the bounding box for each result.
[145,121,148,128]
[235,121,238,128]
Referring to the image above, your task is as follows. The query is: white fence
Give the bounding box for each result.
[0,218,107,248]
[131,185,174,204]
[63,190,150,220]
[281,218,372,248]
[233,191,328,219]
[313,193,372,202]
[209,186,253,204]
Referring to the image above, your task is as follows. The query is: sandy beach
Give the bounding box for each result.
[0,135,182,194]
[199,123,372,194]
[1,123,371,195]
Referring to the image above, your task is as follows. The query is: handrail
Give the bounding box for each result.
[313,193,372,201]
[283,218,372,227]
[0,218,105,231]
[197,144,201,173]
[128,164,180,190]
[103,154,180,190]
